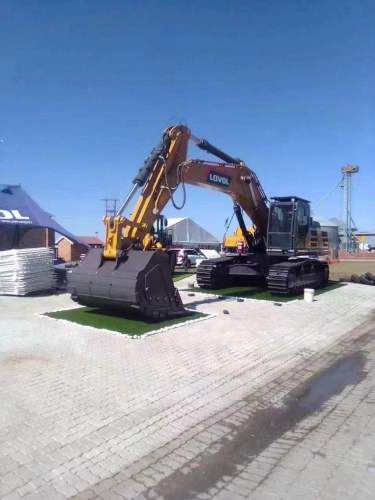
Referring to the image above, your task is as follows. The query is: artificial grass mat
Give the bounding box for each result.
[190,281,345,302]
[46,307,206,336]
[172,272,195,282]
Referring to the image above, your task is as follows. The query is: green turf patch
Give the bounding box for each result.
[172,272,195,282]
[45,308,207,336]
[190,281,345,302]
[309,281,345,297]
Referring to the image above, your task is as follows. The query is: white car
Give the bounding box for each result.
[169,248,205,268]
[195,249,221,268]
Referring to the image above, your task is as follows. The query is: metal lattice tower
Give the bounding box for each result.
[102,198,119,217]
[341,165,359,252]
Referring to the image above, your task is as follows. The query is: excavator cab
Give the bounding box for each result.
[266,197,310,256]
[154,215,172,248]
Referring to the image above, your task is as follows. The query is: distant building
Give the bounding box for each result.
[166,217,220,250]
[354,231,375,250]
[315,218,340,259]
[0,226,55,251]
[56,235,102,262]
[77,236,103,249]
[327,217,358,251]
[0,184,79,251]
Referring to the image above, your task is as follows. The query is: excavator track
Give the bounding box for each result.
[266,263,291,294]
[196,256,235,289]
[197,256,329,295]
[267,258,329,295]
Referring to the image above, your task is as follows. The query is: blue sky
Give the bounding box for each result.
[1,0,374,239]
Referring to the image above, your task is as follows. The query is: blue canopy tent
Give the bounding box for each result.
[0,184,83,249]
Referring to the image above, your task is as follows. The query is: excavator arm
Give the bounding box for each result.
[103,125,190,257]
[181,159,268,240]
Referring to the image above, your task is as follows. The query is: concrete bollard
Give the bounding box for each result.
[304,288,315,303]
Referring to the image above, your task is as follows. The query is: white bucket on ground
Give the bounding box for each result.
[304,288,315,303]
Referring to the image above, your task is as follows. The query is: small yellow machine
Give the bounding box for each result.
[223,226,255,252]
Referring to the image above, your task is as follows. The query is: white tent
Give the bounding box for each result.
[166,217,220,249]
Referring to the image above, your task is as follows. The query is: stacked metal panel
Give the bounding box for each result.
[0,247,55,295]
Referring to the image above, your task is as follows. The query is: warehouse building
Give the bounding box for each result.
[166,217,220,250]
[315,218,340,259]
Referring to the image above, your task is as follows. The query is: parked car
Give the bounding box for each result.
[169,248,205,268]
[195,249,221,268]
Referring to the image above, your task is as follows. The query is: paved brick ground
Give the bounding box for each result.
[1,283,375,499]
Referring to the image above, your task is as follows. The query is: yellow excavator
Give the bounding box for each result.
[69,125,329,319]
[223,225,255,253]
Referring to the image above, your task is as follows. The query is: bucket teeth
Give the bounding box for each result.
[68,248,186,320]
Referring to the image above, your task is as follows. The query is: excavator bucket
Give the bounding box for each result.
[68,248,187,320]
